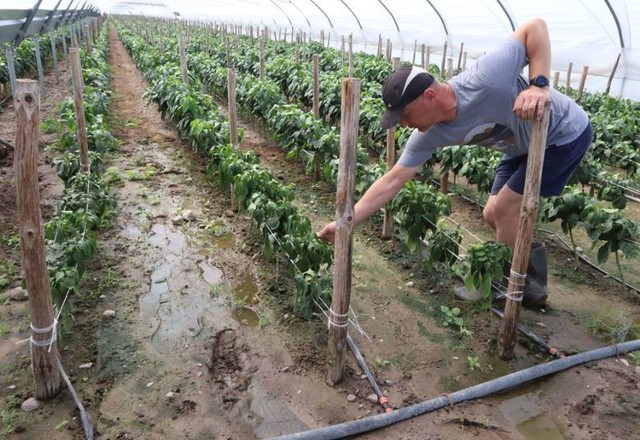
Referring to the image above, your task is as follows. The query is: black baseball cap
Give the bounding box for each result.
[380,65,435,129]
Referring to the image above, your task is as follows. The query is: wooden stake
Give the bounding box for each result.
[605,53,621,95]
[461,51,468,71]
[457,42,464,71]
[565,62,573,94]
[553,71,560,89]
[69,48,89,173]
[312,54,321,180]
[327,78,360,385]
[386,39,391,63]
[383,57,400,238]
[424,46,431,70]
[377,34,382,57]
[348,34,353,78]
[259,36,265,81]
[83,23,92,53]
[446,58,453,80]
[577,65,589,100]
[412,39,417,64]
[179,33,188,84]
[227,68,238,146]
[441,41,447,75]
[498,103,551,360]
[15,79,61,399]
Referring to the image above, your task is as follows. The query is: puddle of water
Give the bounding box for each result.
[205,219,235,249]
[233,306,259,327]
[148,223,186,254]
[199,260,223,284]
[516,413,564,439]
[500,390,564,440]
[212,232,235,249]
[234,275,258,304]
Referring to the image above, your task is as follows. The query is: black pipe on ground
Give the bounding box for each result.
[269,339,640,440]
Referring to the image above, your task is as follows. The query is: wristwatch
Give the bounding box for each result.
[529,75,550,88]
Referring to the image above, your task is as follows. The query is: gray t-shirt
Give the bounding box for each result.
[398,37,590,168]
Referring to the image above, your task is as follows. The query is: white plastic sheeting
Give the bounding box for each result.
[29,0,640,98]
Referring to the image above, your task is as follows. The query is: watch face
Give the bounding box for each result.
[531,76,549,87]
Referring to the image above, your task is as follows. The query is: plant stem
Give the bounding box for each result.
[615,250,627,291]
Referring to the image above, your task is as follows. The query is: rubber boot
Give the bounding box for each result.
[522,241,548,308]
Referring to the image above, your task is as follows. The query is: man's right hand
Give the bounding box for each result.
[318,222,336,244]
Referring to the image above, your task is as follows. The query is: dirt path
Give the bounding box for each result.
[1,28,640,440]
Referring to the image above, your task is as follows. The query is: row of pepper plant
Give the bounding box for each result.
[45,27,119,329]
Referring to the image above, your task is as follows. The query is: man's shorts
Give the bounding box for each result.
[490,122,593,197]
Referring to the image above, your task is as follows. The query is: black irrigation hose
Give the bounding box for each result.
[269,339,640,440]
[491,307,566,359]
[346,334,393,413]
[0,136,15,150]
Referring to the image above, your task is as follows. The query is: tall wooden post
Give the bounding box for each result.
[441,41,448,75]
[69,48,89,173]
[15,80,61,399]
[327,78,360,385]
[424,46,431,70]
[348,34,353,78]
[382,58,400,238]
[498,103,551,360]
[553,71,560,89]
[227,68,238,146]
[565,62,573,94]
[83,23,92,53]
[179,33,189,84]
[259,36,265,81]
[312,54,321,180]
[577,65,589,100]
[457,42,464,71]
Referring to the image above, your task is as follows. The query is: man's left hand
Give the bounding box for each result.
[513,87,550,120]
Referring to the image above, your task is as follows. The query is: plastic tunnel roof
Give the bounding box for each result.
[5,1,640,99]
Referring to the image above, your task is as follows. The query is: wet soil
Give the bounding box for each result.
[1,29,640,440]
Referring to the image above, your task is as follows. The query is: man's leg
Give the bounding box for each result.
[483,185,523,250]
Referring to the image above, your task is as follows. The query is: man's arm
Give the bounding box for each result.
[512,18,551,120]
[318,163,419,243]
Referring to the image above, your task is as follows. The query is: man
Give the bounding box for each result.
[318,18,592,307]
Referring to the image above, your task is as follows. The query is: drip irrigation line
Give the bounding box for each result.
[0,136,16,149]
[346,334,393,413]
[536,228,640,294]
[269,339,640,440]
[56,357,94,440]
[588,172,640,198]
[490,307,566,359]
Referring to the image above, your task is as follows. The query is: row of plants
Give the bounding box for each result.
[44,27,119,327]
[116,23,335,319]
[0,35,53,87]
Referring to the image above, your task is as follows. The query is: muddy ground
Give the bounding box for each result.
[1,29,640,440]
